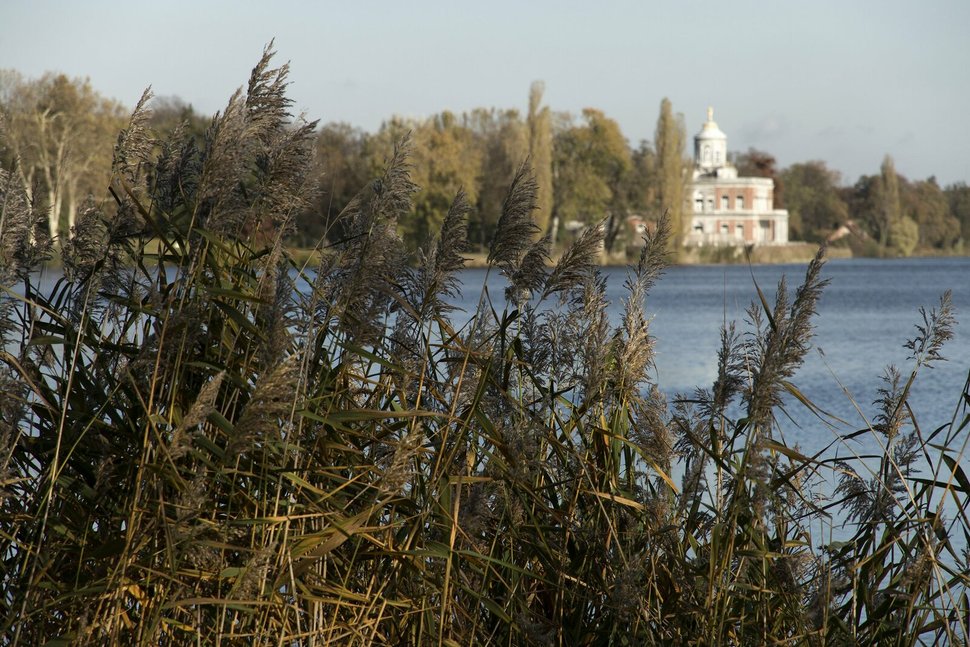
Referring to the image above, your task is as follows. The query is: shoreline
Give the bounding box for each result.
[283,243,970,269]
[419,242,850,269]
[38,242,963,271]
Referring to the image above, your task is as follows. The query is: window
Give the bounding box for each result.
[721,195,729,210]
[707,198,714,211]
[736,223,744,238]
[695,198,703,212]
[736,194,745,209]
[703,145,711,164]
[714,150,721,164]
[720,223,729,237]
[693,222,704,232]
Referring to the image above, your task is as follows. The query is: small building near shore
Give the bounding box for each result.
[686,108,789,246]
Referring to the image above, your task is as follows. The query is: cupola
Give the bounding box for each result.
[694,106,728,172]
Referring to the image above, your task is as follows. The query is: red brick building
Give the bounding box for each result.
[685,108,789,246]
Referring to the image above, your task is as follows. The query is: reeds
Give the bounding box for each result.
[0,48,967,646]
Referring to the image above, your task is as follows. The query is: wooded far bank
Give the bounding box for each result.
[2,68,969,261]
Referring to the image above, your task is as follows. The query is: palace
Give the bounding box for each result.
[685,108,789,246]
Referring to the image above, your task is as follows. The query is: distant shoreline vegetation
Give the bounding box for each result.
[2,62,969,262]
[32,240,963,272]
[1,47,968,645]
[285,242,856,269]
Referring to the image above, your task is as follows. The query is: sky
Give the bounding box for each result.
[2,0,968,186]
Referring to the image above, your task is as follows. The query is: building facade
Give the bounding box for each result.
[685,108,789,246]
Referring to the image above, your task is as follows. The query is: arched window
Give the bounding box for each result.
[703,145,711,164]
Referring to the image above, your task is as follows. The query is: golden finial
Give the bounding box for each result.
[707,106,714,122]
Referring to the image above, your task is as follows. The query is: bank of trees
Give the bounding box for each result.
[732,149,966,256]
[295,97,680,255]
[3,67,969,258]
[297,103,968,258]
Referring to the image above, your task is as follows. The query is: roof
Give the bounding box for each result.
[695,106,727,141]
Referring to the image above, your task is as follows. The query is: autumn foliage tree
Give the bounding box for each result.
[654,98,689,249]
[469,107,528,247]
[946,182,970,244]
[551,108,633,251]
[905,177,961,249]
[781,161,847,242]
[405,111,483,251]
[527,81,554,236]
[0,71,126,241]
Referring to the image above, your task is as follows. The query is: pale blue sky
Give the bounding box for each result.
[2,0,968,185]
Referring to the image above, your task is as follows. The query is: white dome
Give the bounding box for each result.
[694,106,728,172]
[696,107,726,140]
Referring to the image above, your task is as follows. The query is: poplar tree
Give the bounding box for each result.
[654,98,688,248]
[527,81,553,237]
[875,154,920,255]
[878,154,902,248]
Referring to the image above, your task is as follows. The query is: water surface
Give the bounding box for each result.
[454,256,970,462]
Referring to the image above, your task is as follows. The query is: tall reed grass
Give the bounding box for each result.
[1,47,967,645]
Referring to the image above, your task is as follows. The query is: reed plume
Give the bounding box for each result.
[488,160,540,272]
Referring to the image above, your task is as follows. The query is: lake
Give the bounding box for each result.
[453,256,970,465]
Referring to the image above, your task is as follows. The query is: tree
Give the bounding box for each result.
[551,108,631,251]
[878,154,902,249]
[582,109,633,251]
[148,95,209,143]
[0,71,126,241]
[405,111,482,251]
[527,81,553,237]
[735,148,783,207]
[295,122,372,246]
[846,174,880,240]
[888,214,919,256]
[904,178,959,249]
[780,161,847,242]
[654,98,689,248]
[848,158,919,256]
[945,182,970,243]
[467,107,527,249]
[623,140,657,216]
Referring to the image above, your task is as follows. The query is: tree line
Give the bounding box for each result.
[2,69,968,258]
[295,90,689,254]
